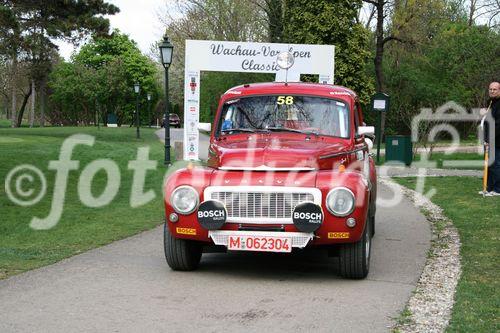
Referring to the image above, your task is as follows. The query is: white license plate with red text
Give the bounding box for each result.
[227,235,292,253]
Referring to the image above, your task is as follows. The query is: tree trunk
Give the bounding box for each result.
[365,4,376,29]
[3,98,9,120]
[30,80,35,127]
[11,54,17,128]
[468,0,476,26]
[39,78,46,127]
[103,105,108,126]
[374,0,385,93]
[265,0,283,42]
[16,86,32,127]
[373,0,387,142]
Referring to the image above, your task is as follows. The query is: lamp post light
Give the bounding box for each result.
[159,33,174,166]
[134,82,140,139]
[147,93,151,128]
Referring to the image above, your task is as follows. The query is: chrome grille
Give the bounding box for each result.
[204,187,321,224]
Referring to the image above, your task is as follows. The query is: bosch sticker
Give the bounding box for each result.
[197,200,227,230]
[292,202,323,233]
[328,232,350,239]
[176,227,197,236]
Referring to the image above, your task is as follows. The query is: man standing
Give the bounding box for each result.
[484,81,500,196]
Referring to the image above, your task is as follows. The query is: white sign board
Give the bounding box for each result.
[183,40,335,160]
[373,99,386,110]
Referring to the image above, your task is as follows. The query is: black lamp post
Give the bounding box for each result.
[147,93,151,128]
[159,33,174,166]
[134,82,140,139]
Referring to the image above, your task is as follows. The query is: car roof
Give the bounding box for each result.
[223,82,358,101]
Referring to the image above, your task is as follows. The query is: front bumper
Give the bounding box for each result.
[165,168,371,245]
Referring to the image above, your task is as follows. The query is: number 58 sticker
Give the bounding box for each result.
[277,96,294,105]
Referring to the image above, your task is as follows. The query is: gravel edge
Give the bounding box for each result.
[380,178,462,333]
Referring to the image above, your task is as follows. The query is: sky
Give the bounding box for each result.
[55,0,165,60]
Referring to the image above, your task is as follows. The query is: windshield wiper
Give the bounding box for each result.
[266,127,319,136]
[221,128,256,133]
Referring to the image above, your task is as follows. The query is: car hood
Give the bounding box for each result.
[210,136,349,170]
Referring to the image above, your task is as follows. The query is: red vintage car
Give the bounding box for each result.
[163,82,377,278]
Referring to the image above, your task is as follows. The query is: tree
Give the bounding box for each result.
[158,0,270,121]
[463,0,500,26]
[383,12,500,143]
[49,31,160,126]
[283,0,375,104]
[48,61,98,125]
[0,0,119,127]
[255,0,284,42]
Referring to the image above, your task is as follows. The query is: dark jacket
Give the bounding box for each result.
[484,97,500,146]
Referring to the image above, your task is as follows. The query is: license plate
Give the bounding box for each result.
[227,235,292,253]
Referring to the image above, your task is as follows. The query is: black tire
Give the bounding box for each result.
[163,223,202,271]
[339,219,371,279]
[370,214,375,237]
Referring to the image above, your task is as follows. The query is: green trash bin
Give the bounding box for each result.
[385,135,413,166]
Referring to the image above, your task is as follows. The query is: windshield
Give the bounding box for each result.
[217,95,350,138]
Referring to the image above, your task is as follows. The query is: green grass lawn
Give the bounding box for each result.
[0,118,12,128]
[395,177,499,332]
[378,152,484,169]
[414,152,484,169]
[0,126,169,279]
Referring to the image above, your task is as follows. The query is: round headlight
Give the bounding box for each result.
[326,187,355,217]
[170,186,199,215]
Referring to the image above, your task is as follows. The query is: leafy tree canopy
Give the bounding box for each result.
[49,31,160,126]
[283,0,375,104]
[0,0,119,57]
[73,30,159,99]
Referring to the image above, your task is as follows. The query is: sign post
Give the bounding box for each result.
[371,92,390,163]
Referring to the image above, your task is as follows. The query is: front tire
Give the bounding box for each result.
[163,223,202,271]
[370,214,375,237]
[339,219,371,279]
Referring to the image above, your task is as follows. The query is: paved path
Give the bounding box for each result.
[379,166,482,178]
[380,144,482,156]
[0,183,430,332]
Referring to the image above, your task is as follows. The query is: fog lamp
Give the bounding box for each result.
[346,217,356,228]
[169,213,179,223]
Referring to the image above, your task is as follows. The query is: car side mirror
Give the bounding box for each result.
[358,126,375,137]
[198,123,211,132]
